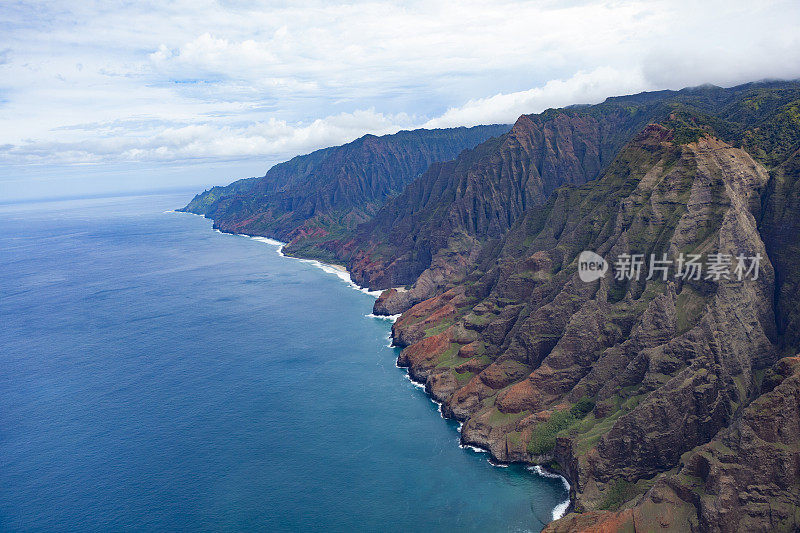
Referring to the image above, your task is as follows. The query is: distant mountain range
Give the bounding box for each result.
[180,124,510,250]
[183,80,800,532]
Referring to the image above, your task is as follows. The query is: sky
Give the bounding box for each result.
[1,0,799,201]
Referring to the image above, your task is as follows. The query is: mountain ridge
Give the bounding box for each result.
[179,124,511,254]
[183,79,800,532]
[333,80,800,318]
[392,123,794,530]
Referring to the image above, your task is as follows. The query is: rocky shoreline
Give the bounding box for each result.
[182,81,800,531]
[369,126,800,531]
[394,343,576,522]
[185,211,575,526]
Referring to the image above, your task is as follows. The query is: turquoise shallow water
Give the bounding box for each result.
[0,192,567,532]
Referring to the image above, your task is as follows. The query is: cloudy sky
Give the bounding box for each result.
[2,0,799,200]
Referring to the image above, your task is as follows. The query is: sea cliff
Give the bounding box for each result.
[185,80,800,532]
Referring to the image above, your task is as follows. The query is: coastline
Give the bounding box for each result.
[173,209,573,524]
[396,351,573,523]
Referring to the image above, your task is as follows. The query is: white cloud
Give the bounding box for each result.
[1,109,415,164]
[423,67,650,128]
[1,0,799,199]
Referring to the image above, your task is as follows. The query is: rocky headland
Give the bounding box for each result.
[179,124,510,262]
[184,80,800,532]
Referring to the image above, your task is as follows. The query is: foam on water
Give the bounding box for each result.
[244,235,383,296]
[249,236,284,247]
[365,313,401,321]
[403,372,426,390]
[384,332,395,348]
[171,212,387,299]
[530,466,571,520]
[171,207,569,525]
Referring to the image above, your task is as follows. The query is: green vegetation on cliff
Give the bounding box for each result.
[180,124,510,253]
[386,81,800,530]
[186,79,800,532]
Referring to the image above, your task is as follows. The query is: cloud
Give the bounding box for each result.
[0,67,652,164]
[1,109,415,164]
[642,39,800,90]
[1,0,800,199]
[149,33,279,75]
[423,67,649,128]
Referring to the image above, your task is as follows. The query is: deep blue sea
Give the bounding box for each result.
[0,192,567,532]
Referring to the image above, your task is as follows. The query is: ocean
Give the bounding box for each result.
[0,191,567,532]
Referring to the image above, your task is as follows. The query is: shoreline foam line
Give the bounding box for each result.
[397,358,503,460]
[248,235,383,296]
[365,313,401,321]
[390,306,574,515]
[530,466,572,520]
[176,209,570,523]
[170,211,381,296]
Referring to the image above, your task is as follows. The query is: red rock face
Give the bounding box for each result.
[287,226,329,247]
[496,378,541,413]
[392,121,800,529]
[399,330,452,368]
[391,288,464,347]
[548,356,800,532]
[543,509,636,533]
[182,81,800,531]
[342,106,655,302]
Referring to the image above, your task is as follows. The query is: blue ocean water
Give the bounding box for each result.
[0,192,567,532]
